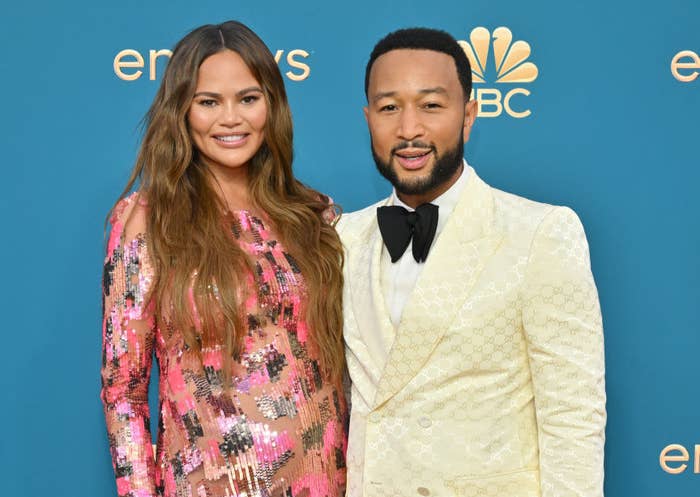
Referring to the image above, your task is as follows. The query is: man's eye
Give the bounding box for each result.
[379,104,397,112]
[424,102,442,109]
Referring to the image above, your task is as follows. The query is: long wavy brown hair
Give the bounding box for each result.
[111,21,345,384]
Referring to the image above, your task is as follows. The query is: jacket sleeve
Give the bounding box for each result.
[100,199,157,497]
[521,206,606,497]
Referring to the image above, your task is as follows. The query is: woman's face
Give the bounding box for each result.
[188,50,267,177]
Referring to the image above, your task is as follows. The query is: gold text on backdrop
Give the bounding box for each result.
[458,27,538,118]
[114,49,172,81]
[671,50,699,82]
[113,48,311,82]
[659,444,700,474]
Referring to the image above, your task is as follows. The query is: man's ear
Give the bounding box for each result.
[463,99,478,142]
[363,105,369,123]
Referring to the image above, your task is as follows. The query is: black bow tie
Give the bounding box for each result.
[377,203,439,263]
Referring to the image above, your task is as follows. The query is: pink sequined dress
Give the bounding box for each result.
[101,194,347,497]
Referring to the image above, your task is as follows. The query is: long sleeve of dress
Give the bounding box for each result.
[101,199,157,497]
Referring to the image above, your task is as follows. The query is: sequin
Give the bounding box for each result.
[101,194,347,497]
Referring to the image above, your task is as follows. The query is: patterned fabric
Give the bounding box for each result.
[101,194,347,497]
[338,166,606,497]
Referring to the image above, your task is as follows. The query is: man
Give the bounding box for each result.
[337,27,606,497]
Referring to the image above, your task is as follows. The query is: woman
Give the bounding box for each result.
[101,21,346,497]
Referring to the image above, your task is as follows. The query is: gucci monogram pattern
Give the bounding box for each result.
[338,167,606,497]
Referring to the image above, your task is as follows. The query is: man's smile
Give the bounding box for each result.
[394,148,432,169]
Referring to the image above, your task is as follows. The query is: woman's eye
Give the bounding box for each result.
[241,95,260,104]
[198,99,217,107]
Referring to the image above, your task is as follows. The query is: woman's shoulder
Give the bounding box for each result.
[107,192,149,250]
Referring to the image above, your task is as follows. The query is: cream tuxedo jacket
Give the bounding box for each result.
[337,167,606,497]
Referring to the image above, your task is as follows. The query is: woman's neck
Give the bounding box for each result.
[207,163,253,212]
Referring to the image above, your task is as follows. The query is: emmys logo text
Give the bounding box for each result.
[659,444,700,474]
[458,27,538,118]
[114,48,311,82]
[671,50,699,82]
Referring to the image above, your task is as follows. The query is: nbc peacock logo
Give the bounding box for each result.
[458,27,538,118]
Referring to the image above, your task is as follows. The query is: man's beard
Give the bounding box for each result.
[371,133,464,197]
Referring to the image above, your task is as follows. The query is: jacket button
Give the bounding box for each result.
[417,487,430,496]
[418,416,432,428]
[369,412,381,423]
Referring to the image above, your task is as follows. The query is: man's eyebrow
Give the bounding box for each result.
[372,91,396,103]
[371,87,448,103]
[419,86,448,95]
[192,86,263,98]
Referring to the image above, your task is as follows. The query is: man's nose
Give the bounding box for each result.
[397,107,425,141]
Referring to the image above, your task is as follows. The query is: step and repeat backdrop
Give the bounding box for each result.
[1,0,698,496]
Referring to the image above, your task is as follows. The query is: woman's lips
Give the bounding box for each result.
[213,133,249,148]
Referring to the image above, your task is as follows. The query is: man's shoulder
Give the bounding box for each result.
[491,186,554,220]
[336,198,386,241]
[474,173,581,237]
[487,185,585,244]
[460,166,561,231]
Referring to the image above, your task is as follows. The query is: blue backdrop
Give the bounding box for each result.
[2,1,698,495]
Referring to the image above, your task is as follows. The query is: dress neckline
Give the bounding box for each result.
[227,209,271,232]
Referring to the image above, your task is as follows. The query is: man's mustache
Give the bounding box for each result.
[391,141,435,154]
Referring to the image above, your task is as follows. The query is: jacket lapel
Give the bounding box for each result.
[373,169,503,408]
[343,198,396,394]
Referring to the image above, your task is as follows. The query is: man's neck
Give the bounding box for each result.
[396,162,464,208]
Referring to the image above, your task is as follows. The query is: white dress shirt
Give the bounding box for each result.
[380,160,470,328]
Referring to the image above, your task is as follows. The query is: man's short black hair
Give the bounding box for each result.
[364,27,472,101]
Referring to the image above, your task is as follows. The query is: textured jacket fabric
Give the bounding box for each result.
[337,167,606,497]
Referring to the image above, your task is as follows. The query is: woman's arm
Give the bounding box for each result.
[101,196,158,497]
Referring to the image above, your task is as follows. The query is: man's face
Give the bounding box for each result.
[365,49,477,205]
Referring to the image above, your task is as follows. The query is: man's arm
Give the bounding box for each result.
[522,206,606,497]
